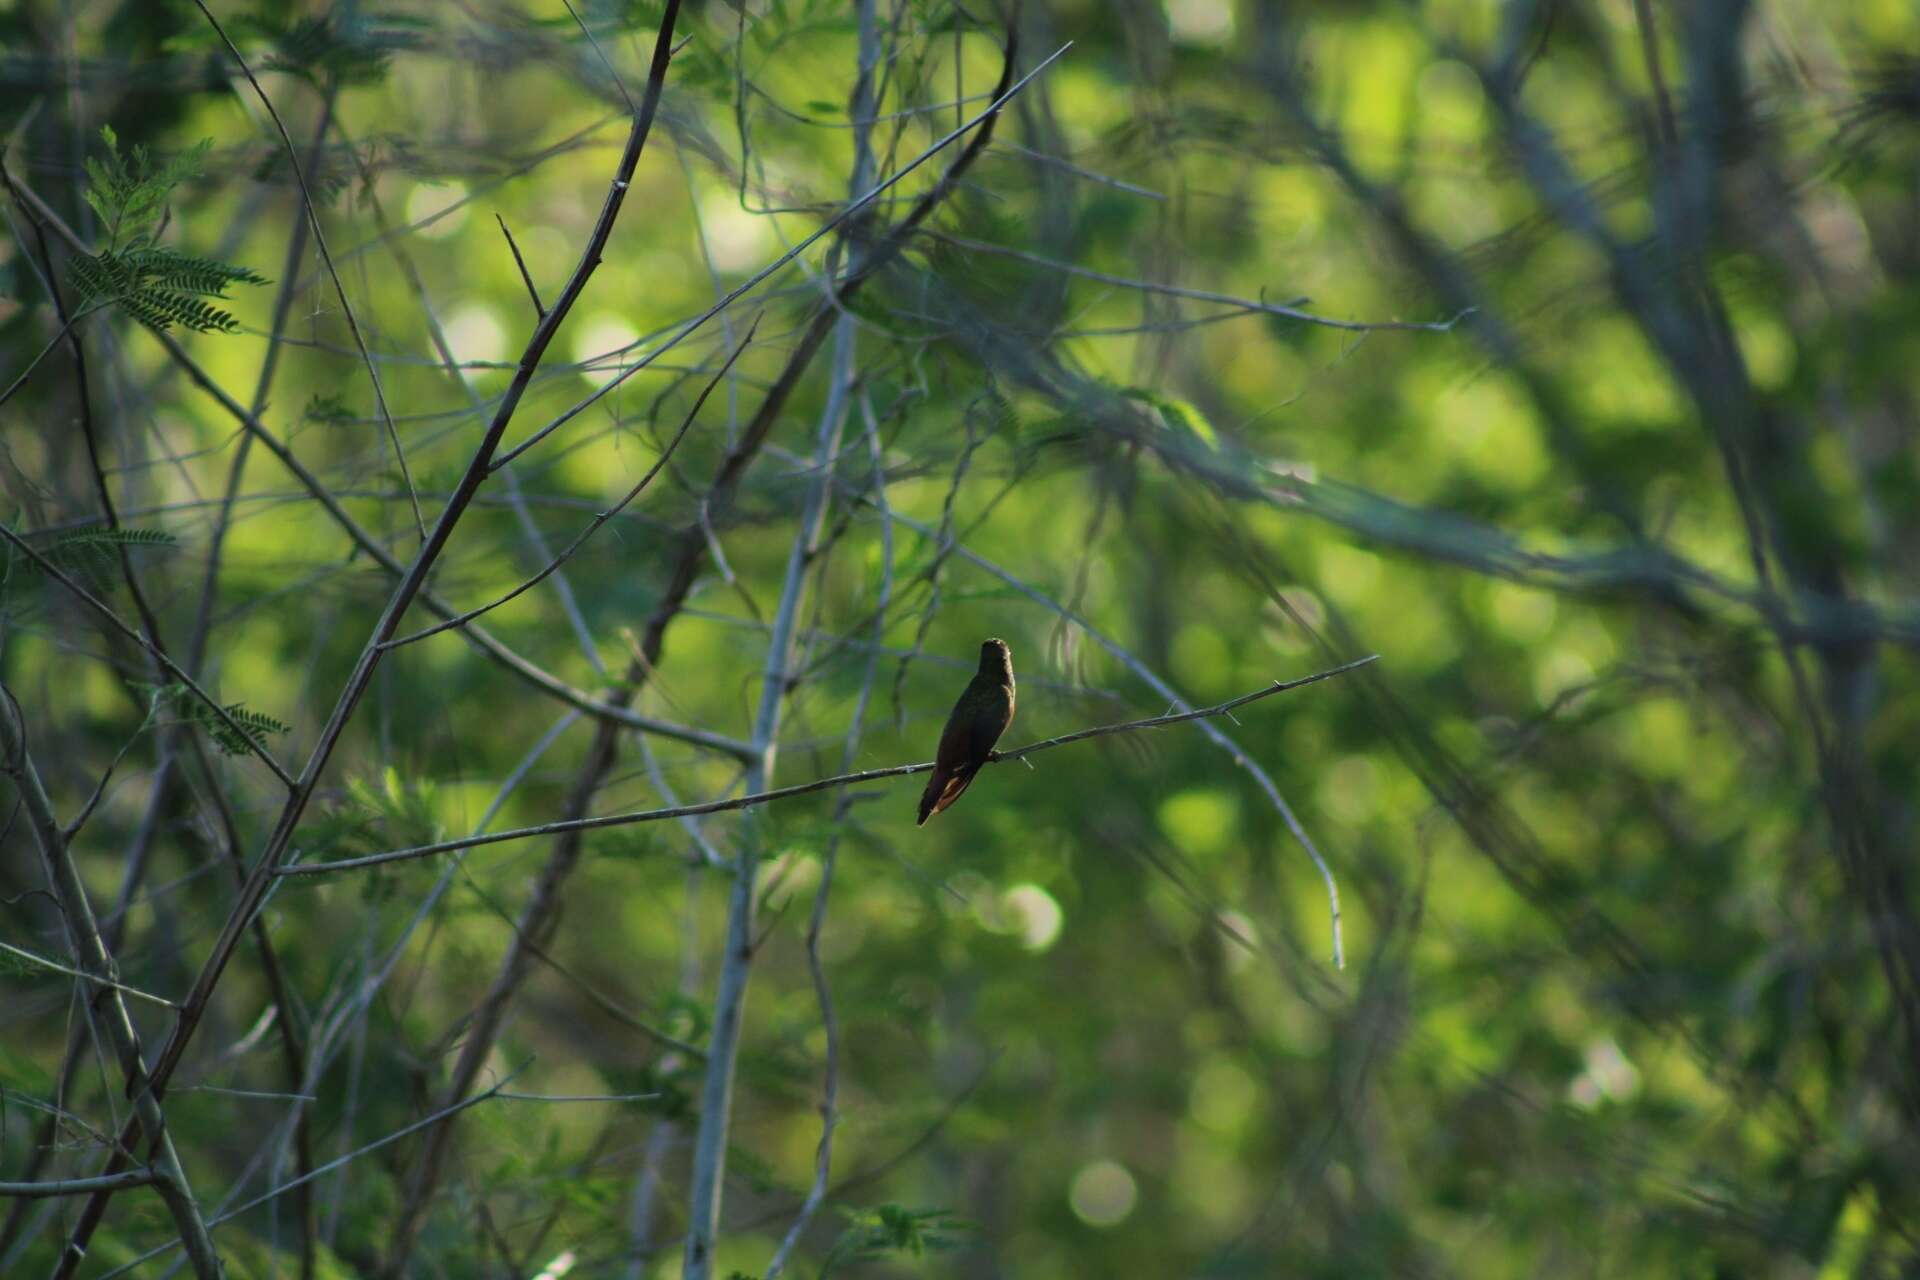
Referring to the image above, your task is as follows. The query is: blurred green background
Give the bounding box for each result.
[2,0,1918,1275]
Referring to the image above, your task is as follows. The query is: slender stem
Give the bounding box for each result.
[1631,0,1679,151]
[0,304,104,409]
[0,938,179,1009]
[929,233,1472,331]
[0,1171,160,1199]
[497,213,547,317]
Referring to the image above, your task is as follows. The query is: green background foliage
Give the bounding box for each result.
[2,0,1917,1276]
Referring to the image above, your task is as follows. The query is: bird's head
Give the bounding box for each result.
[979,637,1013,679]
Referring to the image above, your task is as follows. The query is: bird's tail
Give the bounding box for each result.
[917,766,976,825]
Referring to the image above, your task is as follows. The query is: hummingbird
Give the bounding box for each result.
[917,638,1016,825]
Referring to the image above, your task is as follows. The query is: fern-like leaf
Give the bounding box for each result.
[39,526,179,555]
[239,10,429,87]
[11,526,178,593]
[199,703,292,756]
[83,126,211,252]
[139,682,290,756]
[71,247,266,333]
[73,129,266,333]
[120,248,268,296]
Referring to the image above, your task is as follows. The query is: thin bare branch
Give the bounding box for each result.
[0,1170,161,1199]
[0,938,180,1009]
[278,658,1376,878]
[929,232,1474,332]
[0,305,105,409]
[496,213,547,318]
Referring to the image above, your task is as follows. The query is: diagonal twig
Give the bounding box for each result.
[0,1170,162,1199]
[0,938,180,1010]
[496,213,547,318]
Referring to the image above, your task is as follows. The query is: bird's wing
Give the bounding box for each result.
[935,701,976,770]
[969,685,1014,761]
[917,712,974,824]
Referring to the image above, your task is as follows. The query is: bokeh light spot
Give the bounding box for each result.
[442,301,506,368]
[1001,883,1064,952]
[406,180,469,239]
[570,313,641,387]
[1190,1059,1260,1134]
[1166,0,1234,45]
[1157,788,1239,857]
[1069,1160,1138,1227]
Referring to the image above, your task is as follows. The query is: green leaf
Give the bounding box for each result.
[72,130,264,332]
[303,391,358,426]
[70,246,266,333]
[12,525,177,593]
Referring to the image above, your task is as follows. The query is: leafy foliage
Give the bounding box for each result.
[67,127,265,332]
[79,125,207,251]
[68,248,266,333]
[293,768,444,892]
[25,525,176,560]
[8,525,177,594]
[139,682,289,757]
[238,10,431,87]
[821,1205,971,1274]
[302,390,357,425]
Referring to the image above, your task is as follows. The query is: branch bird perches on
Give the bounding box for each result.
[277,656,1380,879]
